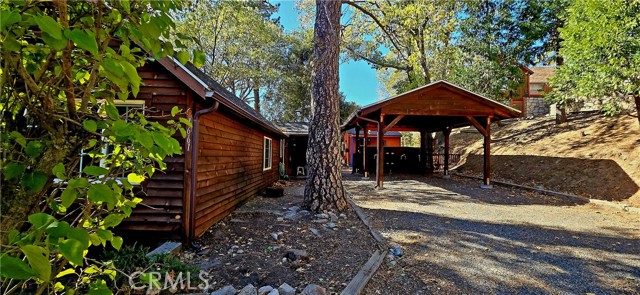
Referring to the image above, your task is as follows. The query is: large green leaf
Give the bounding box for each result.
[34,15,63,40]
[176,50,190,65]
[25,141,44,158]
[66,227,90,246]
[0,254,35,279]
[52,163,66,179]
[105,104,120,120]
[121,61,141,96]
[59,239,85,266]
[69,29,98,56]
[87,184,115,204]
[0,9,21,31]
[3,162,25,180]
[193,50,206,68]
[20,245,51,282]
[61,188,77,208]
[83,165,109,176]
[137,130,154,149]
[28,213,55,229]
[102,214,125,228]
[83,119,98,132]
[22,172,49,193]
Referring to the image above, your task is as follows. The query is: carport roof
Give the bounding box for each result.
[342,80,520,132]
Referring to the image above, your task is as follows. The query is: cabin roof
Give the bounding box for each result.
[342,80,521,132]
[157,57,284,137]
[529,67,555,84]
[273,122,309,136]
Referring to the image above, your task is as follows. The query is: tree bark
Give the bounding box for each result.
[253,87,260,114]
[303,0,348,212]
[555,106,567,124]
[634,94,640,126]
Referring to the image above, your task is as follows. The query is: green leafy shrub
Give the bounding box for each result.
[0,1,202,294]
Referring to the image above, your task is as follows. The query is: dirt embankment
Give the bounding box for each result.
[451,112,640,207]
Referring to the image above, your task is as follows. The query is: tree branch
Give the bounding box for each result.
[342,0,407,61]
[345,46,409,70]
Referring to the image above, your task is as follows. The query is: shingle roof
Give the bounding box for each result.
[183,63,284,137]
[273,122,309,136]
[529,67,555,84]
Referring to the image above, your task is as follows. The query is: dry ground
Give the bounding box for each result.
[183,180,377,294]
[344,173,640,294]
[450,112,640,207]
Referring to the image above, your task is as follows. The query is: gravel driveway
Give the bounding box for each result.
[344,173,640,294]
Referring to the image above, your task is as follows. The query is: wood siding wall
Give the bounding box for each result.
[118,63,190,238]
[194,111,280,237]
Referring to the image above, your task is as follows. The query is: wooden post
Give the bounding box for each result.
[363,125,368,177]
[482,117,492,188]
[419,129,426,173]
[352,125,360,174]
[426,132,434,173]
[376,115,385,189]
[443,127,451,178]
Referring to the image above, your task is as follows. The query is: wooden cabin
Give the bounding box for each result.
[509,66,555,117]
[274,122,309,177]
[117,57,285,241]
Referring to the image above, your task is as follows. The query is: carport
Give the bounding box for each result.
[341,80,521,189]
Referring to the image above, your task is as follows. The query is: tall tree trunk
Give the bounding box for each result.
[634,94,640,126]
[303,0,348,212]
[253,87,260,114]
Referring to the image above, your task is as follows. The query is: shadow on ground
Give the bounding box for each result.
[343,173,588,207]
[458,155,638,202]
[343,173,640,294]
[366,208,640,294]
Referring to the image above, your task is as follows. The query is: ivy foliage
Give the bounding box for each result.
[0,1,197,294]
[548,0,640,117]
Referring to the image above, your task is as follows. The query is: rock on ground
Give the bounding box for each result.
[278,283,296,295]
[211,285,237,295]
[238,284,257,295]
[257,285,273,295]
[301,284,327,295]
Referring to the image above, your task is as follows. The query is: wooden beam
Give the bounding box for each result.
[352,125,360,174]
[383,115,404,134]
[466,116,488,136]
[419,129,426,173]
[483,116,492,187]
[363,125,368,177]
[443,127,451,177]
[376,115,385,188]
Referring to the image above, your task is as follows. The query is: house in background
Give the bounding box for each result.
[274,122,309,177]
[510,66,555,117]
[343,128,401,169]
[116,57,285,241]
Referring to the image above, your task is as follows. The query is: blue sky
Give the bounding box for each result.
[273,0,380,106]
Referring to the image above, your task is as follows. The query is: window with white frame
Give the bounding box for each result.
[79,100,145,177]
[263,136,272,170]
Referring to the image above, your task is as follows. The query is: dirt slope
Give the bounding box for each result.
[451,112,640,207]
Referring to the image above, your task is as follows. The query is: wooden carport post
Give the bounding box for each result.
[376,114,385,189]
[482,117,492,188]
[352,125,360,174]
[363,125,368,177]
[442,126,452,178]
[466,115,493,188]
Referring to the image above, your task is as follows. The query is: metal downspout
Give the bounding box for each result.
[188,101,219,241]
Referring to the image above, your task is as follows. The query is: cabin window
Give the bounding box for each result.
[79,100,145,179]
[263,136,272,170]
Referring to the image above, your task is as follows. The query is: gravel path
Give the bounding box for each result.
[344,173,640,294]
